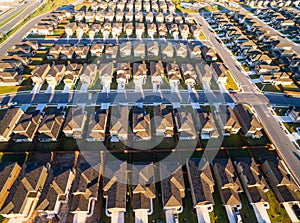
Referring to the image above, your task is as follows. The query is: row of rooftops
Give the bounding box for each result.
[209,11,300,82]
[0,154,298,221]
[0,103,263,143]
[241,0,299,8]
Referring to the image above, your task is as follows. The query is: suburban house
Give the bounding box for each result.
[0,61,24,86]
[75,45,89,59]
[65,23,77,38]
[64,63,83,87]
[0,162,48,221]
[158,24,168,37]
[105,44,118,59]
[45,64,66,86]
[191,45,202,58]
[80,64,97,85]
[254,64,280,75]
[70,159,100,223]
[287,107,300,123]
[112,23,123,37]
[116,63,131,90]
[0,108,24,142]
[124,23,133,37]
[89,24,101,39]
[136,23,145,39]
[119,42,132,57]
[195,63,213,84]
[147,41,159,57]
[103,161,127,222]
[63,106,87,139]
[211,62,228,85]
[160,162,185,220]
[132,107,151,141]
[150,61,164,91]
[166,63,181,91]
[174,107,197,140]
[196,108,219,139]
[145,12,154,23]
[110,106,129,142]
[86,109,108,142]
[233,104,263,138]
[12,110,42,142]
[235,158,270,222]
[147,24,157,38]
[260,71,293,85]
[175,43,188,58]
[261,157,300,220]
[36,166,75,219]
[201,46,218,62]
[60,44,76,59]
[161,42,174,58]
[90,43,104,57]
[85,11,95,23]
[47,44,62,60]
[218,105,241,135]
[181,63,197,88]
[154,104,174,137]
[99,62,114,91]
[0,162,21,210]
[133,42,146,58]
[38,107,65,142]
[212,159,243,222]
[186,159,215,222]
[133,63,147,90]
[131,162,156,223]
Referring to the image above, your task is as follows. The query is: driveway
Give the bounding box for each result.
[134,210,148,223]
[252,203,271,223]
[196,206,212,223]
[111,211,125,223]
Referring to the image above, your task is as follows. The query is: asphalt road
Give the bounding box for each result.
[0,91,232,105]
[193,13,300,185]
[0,0,40,36]
[0,0,83,56]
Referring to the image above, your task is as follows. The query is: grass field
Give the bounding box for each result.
[226,71,239,90]
[266,190,292,223]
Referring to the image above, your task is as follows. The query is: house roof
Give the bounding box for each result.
[187,159,214,206]
[63,106,86,132]
[37,166,74,211]
[13,110,42,140]
[0,108,23,136]
[109,106,129,135]
[233,104,262,135]
[160,162,185,209]
[103,162,127,210]
[0,162,48,215]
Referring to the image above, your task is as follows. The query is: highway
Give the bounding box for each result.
[193,13,300,185]
[0,0,40,36]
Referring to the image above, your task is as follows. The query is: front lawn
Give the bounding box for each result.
[266,190,292,223]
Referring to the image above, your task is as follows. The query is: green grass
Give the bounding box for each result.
[222,134,244,147]
[266,190,292,223]
[256,83,282,93]
[283,122,300,133]
[0,78,33,94]
[180,173,198,222]
[239,193,258,223]
[273,107,288,116]
[226,72,239,90]
[210,186,229,223]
